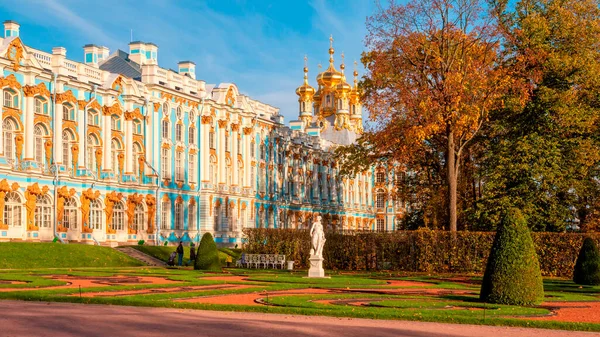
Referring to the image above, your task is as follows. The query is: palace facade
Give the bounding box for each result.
[0,21,405,245]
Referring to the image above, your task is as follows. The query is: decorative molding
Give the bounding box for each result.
[105,191,123,234]
[243,127,253,135]
[56,90,77,104]
[103,103,123,116]
[6,39,24,72]
[217,119,228,128]
[124,107,143,121]
[23,83,50,98]
[230,123,239,132]
[126,193,144,234]
[201,115,212,124]
[0,74,21,90]
[146,194,156,234]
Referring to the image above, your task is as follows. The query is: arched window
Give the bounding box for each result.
[377,218,385,232]
[161,200,170,230]
[188,201,196,231]
[376,171,385,184]
[133,142,143,177]
[89,199,102,230]
[161,148,170,178]
[134,203,144,231]
[175,123,182,142]
[4,191,21,227]
[259,144,266,161]
[62,130,74,168]
[3,89,18,108]
[87,134,99,171]
[376,189,386,209]
[226,158,232,186]
[87,109,99,126]
[352,105,356,115]
[162,120,170,139]
[300,101,305,111]
[209,156,217,184]
[35,97,48,115]
[189,153,197,184]
[162,103,169,116]
[133,119,142,135]
[35,194,52,228]
[175,202,183,230]
[189,109,196,121]
[3,118,16,163]
[326,94,331,106]
[113,201,125,231]
[63,103,75,121]
[238,161,244,186]
[111,115,121,130]
[111,138,121,176]
[175,150,184,181]
[63,197,78,229]
[34,124,46,166]
[338,99,342,109]
[176,106,182,120]
[188,126,195,145]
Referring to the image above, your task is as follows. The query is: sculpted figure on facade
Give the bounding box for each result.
[80,188,100,233]
[104,191,123,234]
[71,144,79,169]
[126,193,143,234]
[146,194,156,234]
[24,183,46,231]
[56,186,76,232]
[14,134,23,165]
[95,148,102,173]
[44,140,53,168]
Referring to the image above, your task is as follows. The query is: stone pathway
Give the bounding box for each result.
[115,247,166,267]
[0,301,595,337]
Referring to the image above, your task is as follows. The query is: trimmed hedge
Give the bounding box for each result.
[194,233,221,272]
[243,228,600,277]
[480,209,544,305]
[573,237,600,285]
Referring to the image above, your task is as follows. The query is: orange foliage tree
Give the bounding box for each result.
[360,0,514,231]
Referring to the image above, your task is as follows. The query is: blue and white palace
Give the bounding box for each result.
[0,21,405,246]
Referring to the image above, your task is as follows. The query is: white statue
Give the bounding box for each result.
[310,216,326,257]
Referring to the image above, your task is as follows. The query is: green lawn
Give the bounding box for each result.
[130,245,238,266]
[0,242,144,269]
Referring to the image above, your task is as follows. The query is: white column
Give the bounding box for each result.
[54,101,63,164]
[201,121,209,181]
[103,113,111,171]
[0,89,4,154]
[24,96,34,160]
[218,122,226,184]
[145,103,153,172]
[232,127,238,186]
[153,103,160,173]
[77,105,85,169]
[245,131,251,187]
[125,118,133,174]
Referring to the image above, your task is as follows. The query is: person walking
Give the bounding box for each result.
[189,242,196,265]
[176,241,184,267]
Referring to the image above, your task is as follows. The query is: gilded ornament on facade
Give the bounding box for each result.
[0,179,18,229]
[117,152,125,175]
[124,107,143,121]
[44,140,53,166]
[153,103,160,113]
[62,121,78,136]
[25,183,46,231]
[33,114,51,126]
[0,74,21,90]
[14,134,23,165]
[6,39,24,72]
[80,188,101,233]
[201,115,212,124]
[56,186,76,232]
[105,190,123,234]
[243,127,253,135]
[225,87,236,106]
[230,123,239,132]
[145,194,156,234]
[133,134,144,147]
[95,148,102,173]
[217,119,228,128]
[70,144,79,169]
[126,193,144,234]
[112,76,124,94]
[103,103,123,117]
[56,90,77,104]
[23,83,50,98]
[138,155,145,178]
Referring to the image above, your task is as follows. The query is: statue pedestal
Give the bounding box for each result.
[308,255,326,278]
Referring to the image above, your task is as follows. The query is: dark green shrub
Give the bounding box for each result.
[480,209,544,305]
[194,233,221,271]
[573,237,600,285]
[137,240,145,246]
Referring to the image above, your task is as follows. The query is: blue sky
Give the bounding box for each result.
[0,0,376,123]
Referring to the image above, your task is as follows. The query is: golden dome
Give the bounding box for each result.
[296,61,315,99]
[336,62,352,93]
[349,64,361,104]
[316,38,343,87]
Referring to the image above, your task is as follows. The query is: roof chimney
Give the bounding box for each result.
[178,61,196,80]
[3,20,19,38]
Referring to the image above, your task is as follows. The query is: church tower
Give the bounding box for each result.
[349,61,363,133]
[334,53,352,131]
[295,56,315,130]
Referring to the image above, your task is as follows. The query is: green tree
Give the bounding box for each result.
[573,237,600,285]
[194,233,221,272]
[477,0,600,231]
[480,208,544,305]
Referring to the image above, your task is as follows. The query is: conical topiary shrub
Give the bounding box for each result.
[573,237,600,285]
[194,233,221,272]
[480,208,544,305]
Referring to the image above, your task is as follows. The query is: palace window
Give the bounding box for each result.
[188,202,196,231]
[238,161,244,186]
[377,218,385,232]
[175,202,184,230]
[161,200,170,230]
[111,115,121,130]
[189,153,197,184]
[111,139,121,176]
[113,201,125,231]
[188,127,195,145]
[352,105,356,115]
[161,148,170,178]
[3,118,15,164]
[250,168,255,190]
[35,195,52,228]
[3,89,17,108]
[162,120,170,139]
[162,103,169,116]
[376,171,385,184]
[89,199,102,230]
[34,124,46,167]
[35,97,48,115]
[62,130,74,169]
[63,197,78,229]
[175,123,182,142]
[87,134,100,172]
[87,109,99,126]
[226,158,232,186]
[134,204,144,231]
[189,109,196,121]
[176,106,182,120]
[133,142,143,177]
[259,144,265,161]
[209,132,215,149]
[250,143,255,158]
[4,192,21,227]
[175,151,184,181]
[376,190,386,209]
[209,156,217,184]
[133,119,142,135]
[63,103,75,121]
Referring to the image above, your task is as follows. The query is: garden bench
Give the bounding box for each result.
[235,253,286,269]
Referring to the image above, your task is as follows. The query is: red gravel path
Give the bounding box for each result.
[0,300,592,337]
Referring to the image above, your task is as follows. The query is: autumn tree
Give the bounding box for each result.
[476,0,600,231]
[354,0,512,231]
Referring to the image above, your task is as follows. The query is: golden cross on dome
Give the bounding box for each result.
[329,35,334,48]
[354,60,358,71]
[318,63,322,70]
[341,52,345,64]
[304,55,308,67]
